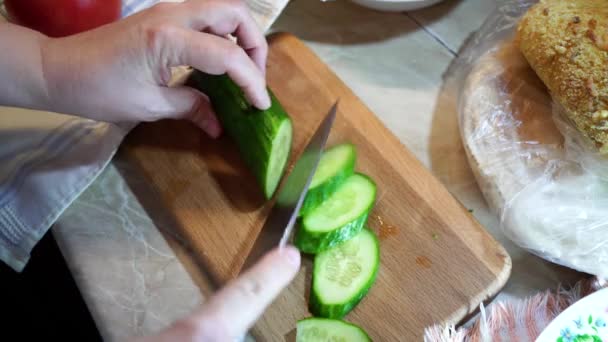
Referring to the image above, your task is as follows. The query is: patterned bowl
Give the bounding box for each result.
[537,287,608,342]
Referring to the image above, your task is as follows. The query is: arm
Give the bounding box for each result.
[1,1,298,339]
[0,22,52,112]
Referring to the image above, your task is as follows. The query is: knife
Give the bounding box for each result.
[239,101,338,273]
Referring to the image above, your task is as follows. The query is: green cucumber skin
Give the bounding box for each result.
[310,229,380,319]
[296,317,372,342]
[295,173,377,254]
[298,144,356,217]
[294,210,369,254]
[189,71,292,199]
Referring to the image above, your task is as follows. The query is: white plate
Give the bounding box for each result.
[350,0,445,12]
[536,287,608,342]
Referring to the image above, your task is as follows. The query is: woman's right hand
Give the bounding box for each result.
[133,246,301,341]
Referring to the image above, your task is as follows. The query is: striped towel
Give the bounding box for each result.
[0,0,289,272]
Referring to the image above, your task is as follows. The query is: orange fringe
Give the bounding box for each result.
[424,277,607,342]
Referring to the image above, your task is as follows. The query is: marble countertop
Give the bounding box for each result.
[51,0,584,340]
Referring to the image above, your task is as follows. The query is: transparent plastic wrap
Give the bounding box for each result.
[454,0,608,279]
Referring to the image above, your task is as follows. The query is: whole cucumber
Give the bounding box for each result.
[190,71,293,199]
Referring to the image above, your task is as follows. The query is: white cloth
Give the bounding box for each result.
[0,0,289,272]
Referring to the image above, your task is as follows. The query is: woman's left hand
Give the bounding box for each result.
[0,0,270,138]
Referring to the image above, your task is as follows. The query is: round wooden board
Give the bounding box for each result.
[460,37,608,280]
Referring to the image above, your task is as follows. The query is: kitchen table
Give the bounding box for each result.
[35,0,584,340]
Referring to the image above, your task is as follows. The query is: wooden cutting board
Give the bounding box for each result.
[120,32,511,341]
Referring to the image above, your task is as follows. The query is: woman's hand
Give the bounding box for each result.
[43,0,271,138]
[133,246,301,342]
[0,0,270,138]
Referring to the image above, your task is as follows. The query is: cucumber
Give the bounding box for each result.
[310,228,380,319]
[295,173,376,254]
[299,144,356,217]
[189,71,293,199]
[296,318,371,342]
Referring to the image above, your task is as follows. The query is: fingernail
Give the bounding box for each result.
[283,246,301,267]
[200,117,221,138]
[209,121,221,138]
[260,91,271,110]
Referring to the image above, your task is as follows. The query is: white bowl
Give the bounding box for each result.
[536,287,608,342]
[350,0,446,12]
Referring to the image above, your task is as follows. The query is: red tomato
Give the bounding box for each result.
[4,0,122,37]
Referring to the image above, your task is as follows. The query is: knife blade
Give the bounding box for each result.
[239,101,338,273]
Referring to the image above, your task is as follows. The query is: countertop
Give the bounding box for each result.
[50,0,584,340]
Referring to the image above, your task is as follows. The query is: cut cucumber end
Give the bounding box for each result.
[311,228,380,319]
[189,71,293,200]
[264,119,293,198]
[296,318,371,342]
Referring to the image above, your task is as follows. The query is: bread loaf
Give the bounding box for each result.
[517,0,608,153]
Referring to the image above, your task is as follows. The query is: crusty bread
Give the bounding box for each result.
[517,0,608,153]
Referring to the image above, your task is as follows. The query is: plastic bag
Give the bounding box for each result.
[453,0,608,279]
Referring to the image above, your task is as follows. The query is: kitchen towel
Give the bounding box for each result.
[0,0,289,272]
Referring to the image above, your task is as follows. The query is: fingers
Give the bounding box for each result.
[158,86,221,138]
[192,245,301,340]
[236,24,268,75]
[168,27,270,109]
[182,0,268,74]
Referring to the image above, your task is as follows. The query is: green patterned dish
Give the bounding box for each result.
[537,288,608,342]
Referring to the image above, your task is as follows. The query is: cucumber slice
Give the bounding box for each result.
[299,144,356,217]
[295,173,376,253]
[310,228,380,319]
[189,71,293,199]
[296,318,371,342]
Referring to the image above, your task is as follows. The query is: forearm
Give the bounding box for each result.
[0,22,52,112]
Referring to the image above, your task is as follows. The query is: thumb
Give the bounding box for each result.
[159,86,222,138]
[192,246,301,340]
[130,246,301,342]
